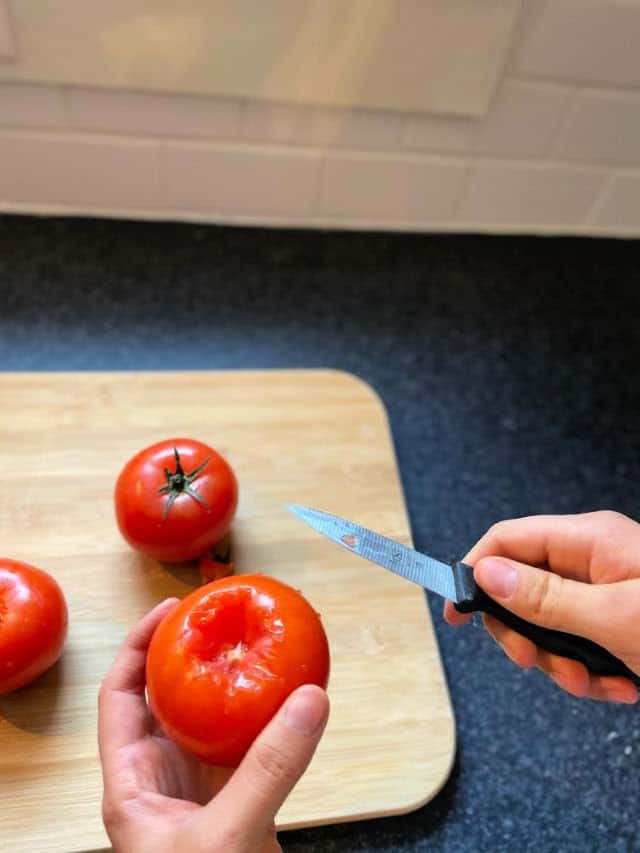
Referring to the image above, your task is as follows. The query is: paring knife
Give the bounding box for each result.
[288,504,638,681]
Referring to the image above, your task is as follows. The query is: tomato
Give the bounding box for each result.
[146,574,330,766]
[114,438,238,563]
[0,559,68,694]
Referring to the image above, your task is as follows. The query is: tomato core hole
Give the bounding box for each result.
[189,594,260,667]
[221,640,249,665]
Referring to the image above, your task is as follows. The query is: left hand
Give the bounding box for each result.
[98,598,330,853]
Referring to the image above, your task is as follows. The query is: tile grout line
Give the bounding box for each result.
[507,71,640,97]
[310,148,328,220]
[501,0,549,79]
[584,171,616,227]
[2,124,635,172]
[59,84,71,129]
[547,84,582,161]
[450,160,474,221]
[156,140,168,210]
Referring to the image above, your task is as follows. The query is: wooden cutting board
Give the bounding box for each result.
[0,370,455,852]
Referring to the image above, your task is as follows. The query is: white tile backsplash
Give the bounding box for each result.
[0,82,66,129]
[0,131,159,209]
[555,90,640,164]
[458,162,606,226]
[0,0,15,59]
[66,88,242,139]
[318,154,413,221]
[472,79,571,157]
[402,79,571,159]
[242,101,403,150]
[590,173,640,229]
[242,101,336,147]
[511,0,640,87]
[165,142,320,217]
[403,113,475,154]
[409,158,469,222]
[318,153,467,222]
[2,2,640,235]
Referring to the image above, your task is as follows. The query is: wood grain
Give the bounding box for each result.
[0,370,455,852]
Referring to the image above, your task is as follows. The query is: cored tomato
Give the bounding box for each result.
[0,559,68,694]
[146,574,330,766]
[114,438,238,563]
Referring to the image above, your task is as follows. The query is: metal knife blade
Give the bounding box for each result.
[288,504,458,602]
[289,506,640,683]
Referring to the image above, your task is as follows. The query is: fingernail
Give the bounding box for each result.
[284,686,327,736]
[607,689,638,705]
[477,558,517,598]
[552,673,571,693]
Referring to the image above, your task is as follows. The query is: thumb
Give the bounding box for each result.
[474,556,621,646]
[212,685,329,835]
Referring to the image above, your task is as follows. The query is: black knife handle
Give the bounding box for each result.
[452,561,639,682]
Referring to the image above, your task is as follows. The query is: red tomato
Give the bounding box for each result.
[114,438,238,563]
[0,559,68,694]
[146,574,330,766]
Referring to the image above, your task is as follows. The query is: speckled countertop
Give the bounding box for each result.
[2,215,639,853]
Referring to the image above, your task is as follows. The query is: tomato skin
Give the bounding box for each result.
[114,438,238,563]
[0,559,68,694]
[146,574,330,767]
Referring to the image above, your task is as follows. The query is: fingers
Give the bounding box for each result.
[465,511,640,584]
[479,558,640,703]
[446,544,619,644]
[444,511,610,626]
[98,598,179,763]
[473,556,624,644]
[482,614,538,668]
[203,685,329,844]
[483,615,638,704]
[443,599,473,626]
[585,676,638,704]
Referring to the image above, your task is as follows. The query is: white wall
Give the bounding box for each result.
[1,0,640,237]
[0,0,521,117]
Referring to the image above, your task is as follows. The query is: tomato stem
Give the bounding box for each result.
[157,447,211,520]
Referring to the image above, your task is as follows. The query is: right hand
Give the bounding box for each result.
[444,511,640,703]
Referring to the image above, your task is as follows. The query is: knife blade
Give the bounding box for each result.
[288,504,638,682]
[288,503,457,600]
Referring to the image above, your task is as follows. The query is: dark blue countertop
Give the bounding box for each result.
[2,215,639,852]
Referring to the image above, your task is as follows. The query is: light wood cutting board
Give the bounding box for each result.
[0,370,455,853]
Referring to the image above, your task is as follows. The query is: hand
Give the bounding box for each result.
[444,511,640,703]
[98,599,330,853]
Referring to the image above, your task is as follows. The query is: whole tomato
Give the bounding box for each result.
[146,574,330,767]
[0,559,68,694]
[114,438,238,563]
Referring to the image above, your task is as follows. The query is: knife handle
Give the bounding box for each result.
[452,561,639,682]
